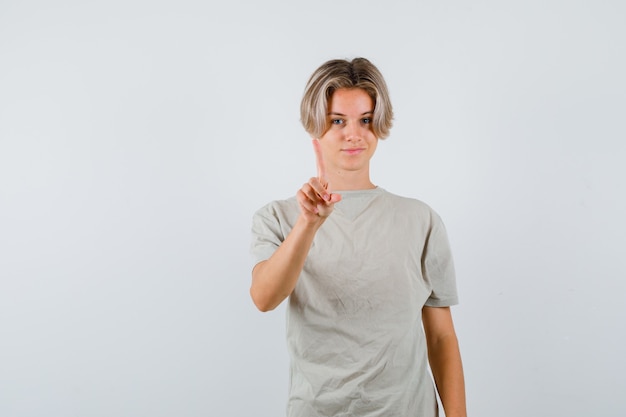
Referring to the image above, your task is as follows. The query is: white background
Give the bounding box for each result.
[1,1,625,416]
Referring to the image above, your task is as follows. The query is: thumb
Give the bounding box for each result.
[327,182,341,203]
[329,193,342,203]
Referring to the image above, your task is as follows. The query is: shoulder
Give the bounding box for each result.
[379,188,440,220]
[253,195,299,221]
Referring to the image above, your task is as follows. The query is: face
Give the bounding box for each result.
[317,88,378,179]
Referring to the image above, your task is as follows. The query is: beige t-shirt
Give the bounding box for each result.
[251,187,458,417]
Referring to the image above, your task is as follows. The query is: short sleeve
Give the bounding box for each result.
[423,213,459,307]
[250,203,285,267]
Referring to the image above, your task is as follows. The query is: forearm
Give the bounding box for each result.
[250,215,323,312]
[428,334,467,417]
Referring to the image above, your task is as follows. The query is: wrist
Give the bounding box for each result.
[296,213,325,231]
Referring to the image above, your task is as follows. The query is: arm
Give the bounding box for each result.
[250,213,322,312]
[422,306,467,417]
[250,139,341,312]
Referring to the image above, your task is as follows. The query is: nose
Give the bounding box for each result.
[345,121,364,142]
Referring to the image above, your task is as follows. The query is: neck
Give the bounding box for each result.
[327,170,376,191]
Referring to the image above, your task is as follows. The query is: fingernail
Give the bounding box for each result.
[324,194,330,201]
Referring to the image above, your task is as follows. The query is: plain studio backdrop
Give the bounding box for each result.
[1,0,624,416]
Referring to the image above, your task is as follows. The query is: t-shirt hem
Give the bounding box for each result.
[424,297,459,308]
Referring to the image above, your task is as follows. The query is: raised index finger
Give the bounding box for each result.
[312,138,326,183]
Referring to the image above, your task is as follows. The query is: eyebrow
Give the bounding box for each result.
[327,111,374,116]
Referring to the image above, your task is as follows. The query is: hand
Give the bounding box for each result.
[296,139,342,223]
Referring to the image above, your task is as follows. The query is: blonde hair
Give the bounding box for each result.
[300,57,394,139]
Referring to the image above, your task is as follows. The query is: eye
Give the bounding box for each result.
[361,118,372,124]
[331,118,344,125]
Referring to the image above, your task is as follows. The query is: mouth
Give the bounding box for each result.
[342,148,365,155]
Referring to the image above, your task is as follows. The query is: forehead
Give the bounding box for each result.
[328,88,373,114]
